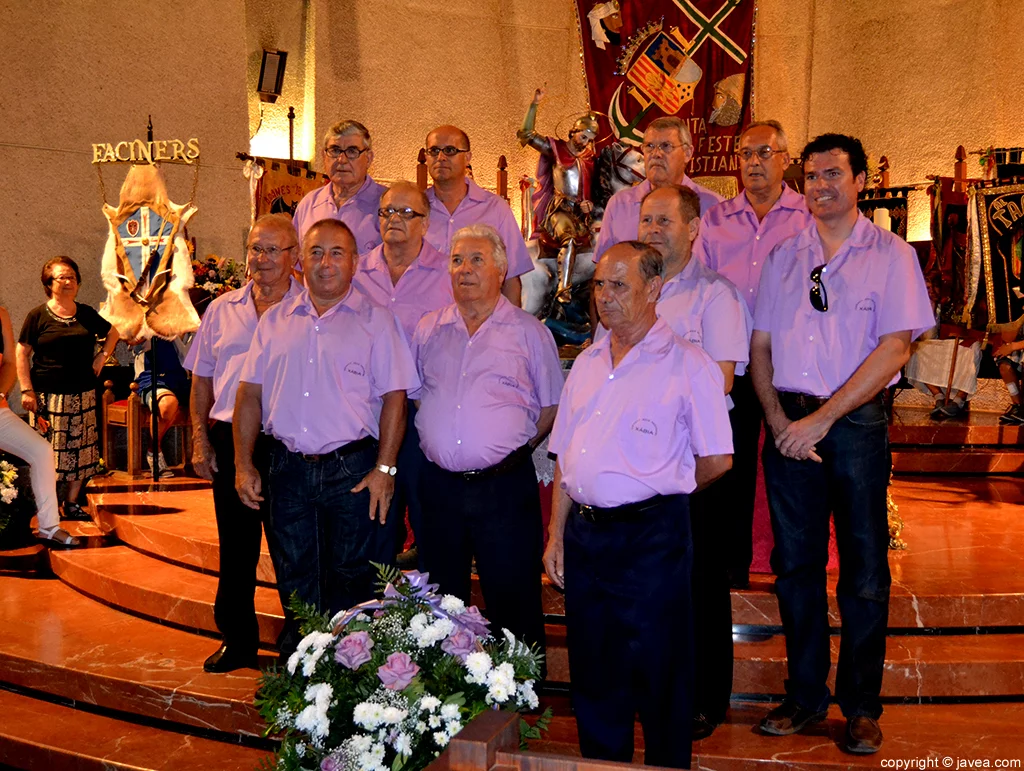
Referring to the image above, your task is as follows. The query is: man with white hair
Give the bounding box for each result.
[593,116,723,262]
[410,224,563,651]
[293,120,385,253]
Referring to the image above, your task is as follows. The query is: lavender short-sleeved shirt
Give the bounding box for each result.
[753,215,935,397]
[183,278,302,423]
[549,318,733,508]
[292,176,386,253]
[353,241,453,340]
[239,287,420,455]
[592,177,724,262]
[411,297,563,472]
[425,179,534,280]
[696,185,812,314]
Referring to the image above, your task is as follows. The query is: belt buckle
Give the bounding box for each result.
[579,504,597,523]
[301,453,320,463]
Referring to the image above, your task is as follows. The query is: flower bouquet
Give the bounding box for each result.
[191,254,246,300]
[256,566,550,771]
[0,460,18,536]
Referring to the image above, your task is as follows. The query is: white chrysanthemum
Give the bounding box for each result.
[463,651,492,684]
[419,695,441,712]
[440,703,460,721]
[350,734,373,753]
[516,680,540,710]
[294,703,329,739]
[428,715,442,729]
[394,732,413,756]
[381,706,407,724]
[440,595,466,615]
[434,731,450,747]
[446,719,462,738]
[416,720,428,733]
[485,662,516,703]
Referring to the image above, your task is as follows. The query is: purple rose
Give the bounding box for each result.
[441,628,477,660]
[335,631,374,670]
[458,606,491,638]
[377,651,420,691]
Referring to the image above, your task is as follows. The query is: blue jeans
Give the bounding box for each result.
[763,394,891,719]
[267,439,381,656]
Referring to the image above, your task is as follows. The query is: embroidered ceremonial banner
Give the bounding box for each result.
[254,160,324,219]
[971,183,1024,329]
[576,0,755,199]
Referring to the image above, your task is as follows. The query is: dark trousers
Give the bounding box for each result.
[384,406,426,561]
[689,481,733,723]
[564,495,694,769]
[210,421,278,652]
[267,439,386,656]
[417,451,545,651]
[763,394,891,719]
[721,373,763,584]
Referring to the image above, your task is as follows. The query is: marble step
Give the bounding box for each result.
[890,405,1024,446]
[0,575,267,736]
[0,686,271,770]
[892,446,1024,474]
[91,485,277,582]
[49,545,285,647]
[732,631,1024,698]
[530,699,1024,767]
[0,544,45,573]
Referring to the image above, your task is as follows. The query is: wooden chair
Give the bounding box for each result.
[102,381,192,476]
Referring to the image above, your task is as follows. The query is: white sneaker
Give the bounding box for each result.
[146,451,174,479]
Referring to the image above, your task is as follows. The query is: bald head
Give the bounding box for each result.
[594,241,663,333]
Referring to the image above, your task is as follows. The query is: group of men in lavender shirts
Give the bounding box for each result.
[184,114,932,766]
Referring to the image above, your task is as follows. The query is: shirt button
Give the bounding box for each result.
[802,372,808,377]
[755,235,761,241]
[391,297,396,303]
[314,325,320,332]
[749,288,754,293]
[456,404,461,409]
[809,335,814,341]
[304,391,309,397]
[302,427,308,432]
[595,410,601,416]
[752,261,757,266]
[468,341,472,347]
[456,439,462,445]
[608,374,614,380]
[577,487,583,494]
[462,372,466,377]
[309,358,313,363]
[581,448,587,454]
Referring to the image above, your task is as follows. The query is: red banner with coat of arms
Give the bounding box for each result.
[575,0,755,199]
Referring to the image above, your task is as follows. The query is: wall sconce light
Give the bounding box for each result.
[257,49,288,103]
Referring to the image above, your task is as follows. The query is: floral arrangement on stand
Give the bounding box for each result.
[191,254,246,300]
[0,460,19,536]
[256,566,550,771]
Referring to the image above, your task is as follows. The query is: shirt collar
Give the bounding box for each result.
[794,213,875,258]
[318,174,379,204]
[229,276,302,306]
[437,295,515,328]
[724,184,806,218]
[287,285,363,319]
[365,241,449,274]
[591,316,674,360]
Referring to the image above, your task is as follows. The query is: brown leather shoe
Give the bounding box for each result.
[759,700,828,736]
[844,716,883,754]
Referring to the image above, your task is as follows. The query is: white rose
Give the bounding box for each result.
[440,595,466,615]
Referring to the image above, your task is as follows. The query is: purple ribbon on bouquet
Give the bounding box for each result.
[332,570,491,638]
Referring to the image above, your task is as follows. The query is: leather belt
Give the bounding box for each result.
[273,435,376,463]
[779,391,883,414]
[457,444,533,481]
[576,494,672,524]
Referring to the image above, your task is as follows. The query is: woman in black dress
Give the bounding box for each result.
[16,257,119,519]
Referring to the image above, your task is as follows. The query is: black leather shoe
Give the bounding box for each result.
[61,502,92,521]
[759,700,827,736]
[203,644,257,673]
[843,716,883,754]
[692,713,719,740]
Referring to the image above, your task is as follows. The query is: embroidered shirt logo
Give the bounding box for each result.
[686,329,702,344]
[631,418,658,436]
[856,298,876,312]
[498,375,520,390]
[345,362,366,377]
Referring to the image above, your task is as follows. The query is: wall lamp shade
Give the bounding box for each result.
[257,49,288,103]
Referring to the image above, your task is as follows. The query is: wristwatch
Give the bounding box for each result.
[377,463,398,476]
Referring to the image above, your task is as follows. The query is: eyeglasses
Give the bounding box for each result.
[642,141,686,155]
[247,244,297,258]
[809,264,828,312]
[324,145,370,160]
[378,207,427,221]
[425,146,469,158]
[737,147,786,162]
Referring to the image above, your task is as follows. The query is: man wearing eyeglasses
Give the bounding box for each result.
[184,213,303,673]
[352,181,453,564]
[293,120,385,254]
[750,134,933,754]
[695,120,813,593]
[592,116,723,263]
[233,218,419,657]
[410,224,562,651]
[423,125,536,307]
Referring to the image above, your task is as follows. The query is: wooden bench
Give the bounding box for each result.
[101,381,191,476]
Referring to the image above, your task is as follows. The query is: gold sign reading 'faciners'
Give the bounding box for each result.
[91,138,200,164]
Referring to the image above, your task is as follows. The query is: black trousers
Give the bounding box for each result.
[383,405,427,564]
[721,373,763,584]
[210,421,279,652]
[689,480,734,723]
[564,495,693,769]
[417,451,545,652]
